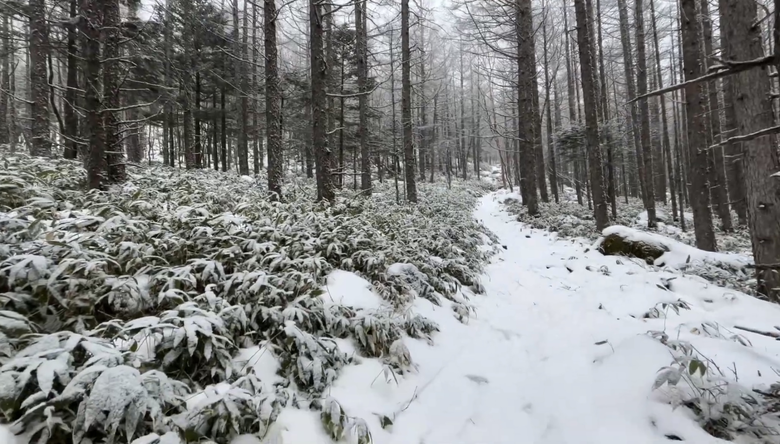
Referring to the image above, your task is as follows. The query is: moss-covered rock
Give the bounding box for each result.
[597,232,668,265]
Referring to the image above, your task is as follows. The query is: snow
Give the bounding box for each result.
[637,209,693,225]
[322,270,384,310]
[232,344,283,390]
[263,191,780,444]
[600,225,752,269]
[0,425,24,444]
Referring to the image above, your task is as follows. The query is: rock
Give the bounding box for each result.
[597,232,668,265]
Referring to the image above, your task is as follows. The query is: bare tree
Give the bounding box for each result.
[635,0,657,226]
[81,0,105,189]
[312,0,335,201]
[719,0,780,300]
[516,0,539,215]
[402,0,418,203]
[103,0,125,182]
[266,0,283,197]
[29,0,51,157]
[356,0,371,192]
[680,0,717,250]
[573,0,608,230]
[233,0,249,174]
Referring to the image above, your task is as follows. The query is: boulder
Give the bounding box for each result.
[597,232,669,265]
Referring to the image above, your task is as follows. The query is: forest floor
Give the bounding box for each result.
[232,190,780,444]
[2,158,780,444]
[139,189,780,444]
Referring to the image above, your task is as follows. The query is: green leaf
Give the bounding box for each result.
[688,359,706,376]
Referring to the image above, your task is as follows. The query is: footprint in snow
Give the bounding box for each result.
[465,374,489,385]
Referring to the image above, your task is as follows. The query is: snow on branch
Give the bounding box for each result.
[629,55,777,103]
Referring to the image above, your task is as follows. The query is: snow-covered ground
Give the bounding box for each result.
[4,189,778,444]
[253,190,780,444]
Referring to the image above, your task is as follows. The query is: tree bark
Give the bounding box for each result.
[311,0,335,201]
[402,0,418,202]
[574,0,609,230]
[80,0,105,189]
[721,75,748,226]
[681,0,717,251]
[0,12,7,146]
[62,0,79,159]
[596,0,616,218]
[233,0,249,174]
[719,0,780,300]
[181,0,196,169]
[699,0,733,231]
[125,1,143,164]
[356,0,371,192]
[517,0,539,215]
[634,0,657,227]
[616,0,646,208]
[266,0,283,197]
[252,2,260,173]
[103,0,125,183]
[543,13,559,203]
[29,0,51,157]
[649,0,677,220]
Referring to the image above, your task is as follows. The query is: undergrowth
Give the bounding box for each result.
[0,154,498,444]
[502,193,755,295]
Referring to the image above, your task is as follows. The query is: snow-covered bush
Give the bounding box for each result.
[649,331,780,440]
[503,196,757,296]
[0,153,498,443]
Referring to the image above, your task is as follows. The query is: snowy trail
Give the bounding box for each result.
[293,190,780,444]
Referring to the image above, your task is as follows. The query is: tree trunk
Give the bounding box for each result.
[356,0,371,192]
[252,2,260,174]
[699,0,733,231]
[81,0,105,189]
[325,0,336,178]
[125,0,143,164]
[63,0,79,159]
[530,52,547,201]
[389,30,400,201]
[649,0,671,208]
[0,13,7,146]
[574,0,609,231]
[680,0,717,251]
[616,0,646,208]
[543,14,559,203]
[517,0,539,214]
[266,0,283,197]
[221,85,228,172]
[459,46,468,181]
[103,0,125,183]
[213,90,219,170]
[418,24,428,181]
[719,0,780,300]
[233,0,249,175]
[195,71,202,168]
[563,3,577,126]
[721,75,748,226]
[649,0,677,220]
[596,0,615,218]
[402,0,418,202]
[634,0,657,227]
[29,0,51,157]
[311,0,335,201]
[181,0,196,169]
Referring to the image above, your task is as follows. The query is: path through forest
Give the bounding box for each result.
[303,190,780,444]
[4,190,779,444]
